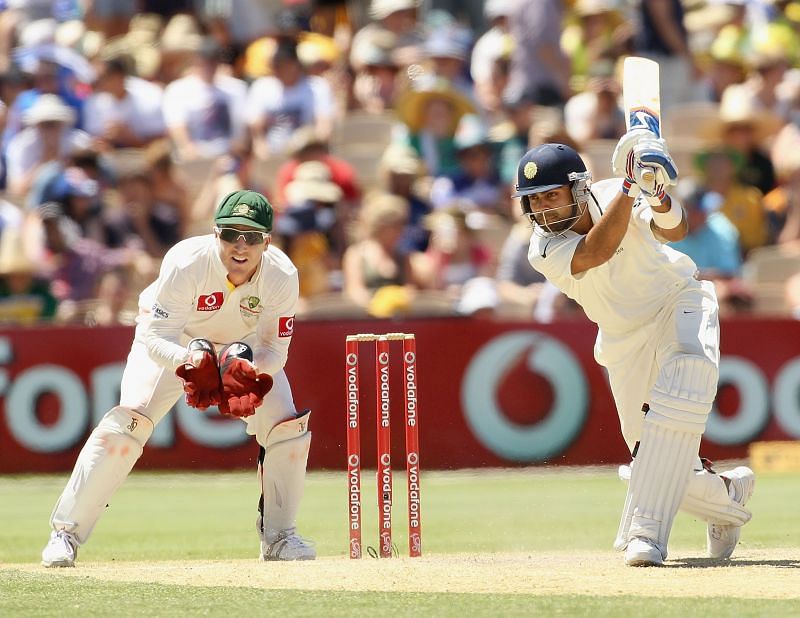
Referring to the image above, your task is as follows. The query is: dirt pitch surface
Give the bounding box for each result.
[6,549,799,598]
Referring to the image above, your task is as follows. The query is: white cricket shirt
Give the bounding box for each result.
[135,235,298,376]
[528,178,699,335]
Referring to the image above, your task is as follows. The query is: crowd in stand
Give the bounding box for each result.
[2,0,800,325]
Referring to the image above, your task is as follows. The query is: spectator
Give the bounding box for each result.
[669,180,743,279]
[698,28,747,103]
[350,0,425,74]
[694,147,769,255]
[456,276,500,320]
[342,192,417,310]
[430,114,503,214]
[705,83,779,197]
[246,41,335,159]
[273,127,361,211]
[562,0,630,94]
[83,57,165,150]
[422,29,475,104]
[376,143,431,253]
[5,94,90,197]
[766,122,800,244]
[633,0,696,109]
[144,139,189,240]
[563,58,626,146]
[350,29,403,114]
[0,226,57,323]
[276,161,345,298]
[82,267,137,327]
[412,207,494,292]
[505,0,571,107]
[396,76,475,176]
[471,0,514,115]
[162,37,247,160]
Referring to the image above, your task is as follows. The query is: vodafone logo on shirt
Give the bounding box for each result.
[197,292,224,311]
[278,316,295,337]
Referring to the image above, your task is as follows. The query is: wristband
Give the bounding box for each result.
[651,198,682,229]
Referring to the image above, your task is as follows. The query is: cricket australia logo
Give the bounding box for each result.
[247,296,260,309]
[239,295,263,318]
[234,203,252,216]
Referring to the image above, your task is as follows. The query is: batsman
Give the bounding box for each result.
[513,133,755,565]
[42,190,316,567]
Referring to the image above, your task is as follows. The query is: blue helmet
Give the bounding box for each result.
[512,143,587,198]
[513,144,592,235]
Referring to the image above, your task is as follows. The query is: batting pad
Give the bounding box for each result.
[618,461,752,527]
[50,407,153,544]
[260,411,312,542]
[614,419,700,558]
[681,466,752,526]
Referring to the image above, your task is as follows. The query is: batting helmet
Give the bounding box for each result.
[512,143,592,235]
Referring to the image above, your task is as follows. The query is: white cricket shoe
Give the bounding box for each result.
[260,528,316,561]
[625,537,664,567]
[41,530,78,568]
[707,466,755,559]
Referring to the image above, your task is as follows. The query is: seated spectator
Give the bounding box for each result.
[110,170,183,258]
[5,94,90,197]
[412,207,494,292]
[162,37,247,160]
[82,267,137,327]
[430,114,504,214]
[83,57,165,150]
[2,59,84,150]
[350,0,424,77]
[37,202,148,305]
[26,147,112,212]
[246,41,335,159]
[706,83,780,195]
[699,29,747,104]
[694,146,769,255]
[376,143,431,253]
[422,29,475,104]
[495,200,546,314]
[563,58,625,146]
[144,139,189,239]
[669,180,751,315]
[342,193,417,310]
[273,127,361,211]
[0,226,57,323]
[350,29,402,114]
[276,162,345,298]
[396,76,475,176]
[492,89,537,185]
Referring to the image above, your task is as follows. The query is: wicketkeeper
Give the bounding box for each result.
[42,190,315,567]
[513,135,755,566]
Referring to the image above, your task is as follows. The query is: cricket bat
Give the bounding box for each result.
[623,56,661,183]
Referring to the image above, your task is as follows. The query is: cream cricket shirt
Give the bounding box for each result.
[135,235,299,376]
[528,178,699,336]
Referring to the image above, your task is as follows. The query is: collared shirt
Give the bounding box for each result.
[137,235,298,375]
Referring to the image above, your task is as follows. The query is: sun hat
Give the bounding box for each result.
[285,162,343,204]
[395,76,475,134]
[23,94,75,126]
[214,190,273,232]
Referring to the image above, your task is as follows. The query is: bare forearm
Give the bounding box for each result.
[572,192,634,274]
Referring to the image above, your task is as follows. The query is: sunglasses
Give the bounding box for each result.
[214,226,270,245]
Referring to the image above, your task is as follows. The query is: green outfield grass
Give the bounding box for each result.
[1,467,798,616]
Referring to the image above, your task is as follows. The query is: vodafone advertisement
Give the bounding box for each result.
[1,318,799,473]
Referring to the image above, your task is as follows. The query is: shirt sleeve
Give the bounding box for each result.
[251,267,300,376]
[141,255,196,370]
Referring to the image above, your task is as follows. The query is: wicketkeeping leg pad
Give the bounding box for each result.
[259,410,312,542]
[50,407,154,544]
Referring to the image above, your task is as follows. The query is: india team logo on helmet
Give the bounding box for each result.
[512,144,588,198]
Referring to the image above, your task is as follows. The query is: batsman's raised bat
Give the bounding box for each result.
[623,56,661,183]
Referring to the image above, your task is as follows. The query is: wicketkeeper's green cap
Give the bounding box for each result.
[214,190,273,232]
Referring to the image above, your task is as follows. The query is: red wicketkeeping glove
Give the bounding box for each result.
[175,339,222,410]
[217,342,273,418]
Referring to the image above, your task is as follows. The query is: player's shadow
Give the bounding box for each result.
[669,557,800,569]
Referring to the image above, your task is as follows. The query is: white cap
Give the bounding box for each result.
[485,0,514,19]
[457,277,500,316]
[23,94,76,126]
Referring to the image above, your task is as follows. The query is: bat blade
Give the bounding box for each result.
[623,56,662,183]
